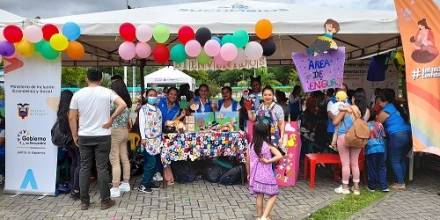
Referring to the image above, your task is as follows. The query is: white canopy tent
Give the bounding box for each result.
[0,9,26,25]
[144,66,196,90]
[40,0,400,67]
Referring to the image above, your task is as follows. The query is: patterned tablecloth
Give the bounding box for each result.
[161,131,248,166]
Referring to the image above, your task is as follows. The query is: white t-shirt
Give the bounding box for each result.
[70,86,119,136]
[219,103,241,112]
[327,101,348,116]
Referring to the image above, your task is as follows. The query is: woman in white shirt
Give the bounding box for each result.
[217,86,240,112]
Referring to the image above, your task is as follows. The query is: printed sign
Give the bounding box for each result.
[292,47,345,92]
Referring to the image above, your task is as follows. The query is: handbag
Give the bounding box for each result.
[344,108,369,148]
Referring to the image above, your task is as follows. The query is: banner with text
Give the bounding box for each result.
[395,0,440,155]
[292,47,345,93]
[4,56,60,195]
[174,57,267,71]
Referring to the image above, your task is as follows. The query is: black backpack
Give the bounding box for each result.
[171,161,197,183]
[51,120,73,147]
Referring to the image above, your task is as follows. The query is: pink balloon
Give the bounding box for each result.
[118,41,136,60]
[214,54,228,66]
[0,28,4,41]
[204,39,221,57]
[232,48,246,64]
[24,25,43,43]
[135,42,151,58]
[136,25,152,42]
[220,43,238,62]
[244,41,263,60]
[185,40,201,57]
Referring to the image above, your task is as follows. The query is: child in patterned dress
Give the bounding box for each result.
[246,122,283,220]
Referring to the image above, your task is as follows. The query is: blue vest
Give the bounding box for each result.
[193,96,213,113]
[218,99,238,111]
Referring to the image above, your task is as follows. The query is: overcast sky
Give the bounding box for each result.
[0,0,402,18]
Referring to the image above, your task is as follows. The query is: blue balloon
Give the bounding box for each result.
[211,36,221,44]
[62,22,81,40]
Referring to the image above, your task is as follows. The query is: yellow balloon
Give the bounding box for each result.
[16,39,35,57]
[395,51,405,66]
[49,34,69,51]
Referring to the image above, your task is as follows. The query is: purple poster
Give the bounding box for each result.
[292,47,345,93]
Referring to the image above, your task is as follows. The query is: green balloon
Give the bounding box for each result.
[35,40,47,52]
[233,29,249,48]
[221,35,235,45]
[40,42,60,60]
[153,25,170,44]
[197,51,211,64]
[171,44,187,63]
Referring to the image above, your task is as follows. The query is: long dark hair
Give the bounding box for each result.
[111,80,132,108]
[57,90,73,134]
[252,122,272,157]
[352,90,368,117]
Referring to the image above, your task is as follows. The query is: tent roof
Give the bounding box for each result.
[0,9,25,24]
[144,66,195,88]
[40,0,401,66]
[43,0,398,35]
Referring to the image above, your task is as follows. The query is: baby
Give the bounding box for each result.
[329,91,350,150]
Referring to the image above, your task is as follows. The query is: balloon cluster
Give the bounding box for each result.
[117,19,276,64]
[0,22,85,61]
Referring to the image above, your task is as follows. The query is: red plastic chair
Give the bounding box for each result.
[304,151,365,190]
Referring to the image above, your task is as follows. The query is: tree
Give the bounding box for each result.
[62,67,87,88]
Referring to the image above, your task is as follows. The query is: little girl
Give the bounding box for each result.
[246,122,283,220]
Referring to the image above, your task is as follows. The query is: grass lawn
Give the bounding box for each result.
[307,189,387,220]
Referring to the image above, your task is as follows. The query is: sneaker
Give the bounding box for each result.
[149,182,161,190]
[110,187,120,198]
[119,182,131,192]
[153,172,163,182]
[101,199,115,210]
[334,185,350,194]
[382,188,390,192]
[70,190,80,200]
[367,187,376,192]
[352,188,360,196]
[137,184,153,193]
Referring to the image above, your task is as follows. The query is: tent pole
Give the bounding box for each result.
[140,59,146,95]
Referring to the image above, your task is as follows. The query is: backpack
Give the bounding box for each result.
[171,161,197,183]
[51,120,72,147]
[344,108,370,148]
[203,163,226,183]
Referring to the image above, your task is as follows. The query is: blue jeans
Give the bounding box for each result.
[366,153,388,190]
[142,150,156,187]
[388,131,411,184]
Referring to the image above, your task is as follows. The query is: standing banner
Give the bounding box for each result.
[275,121,301,187]
[395,0,440,156]
[4,56,60,195]
[292,47,345,93]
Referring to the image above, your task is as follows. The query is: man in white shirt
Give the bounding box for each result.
[69,69,126,211]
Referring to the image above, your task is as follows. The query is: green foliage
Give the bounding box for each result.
[62,67,87,88]
[308,189,387,220]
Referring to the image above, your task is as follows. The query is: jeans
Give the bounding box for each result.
[78,136,111,204]
[388,131,411,184]
[142,150,156,187]
[366,153,388,190]
[69,146,80,191]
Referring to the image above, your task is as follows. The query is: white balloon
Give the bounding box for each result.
[244,41,263,60]
[0,28,5,41]
[24,25,43,43]
[136,25,153,42]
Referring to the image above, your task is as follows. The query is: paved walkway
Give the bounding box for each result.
[352,172,440,220]
[0,174,341,220]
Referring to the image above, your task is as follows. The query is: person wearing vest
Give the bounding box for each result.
[332,90,368,196]
[158,87,185,186]
[240,76,262,130]
[218,86,240,112]
[247,86,285,149]
[192,84,214,113]
[138,89,163,193]
[376,89,411,192]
